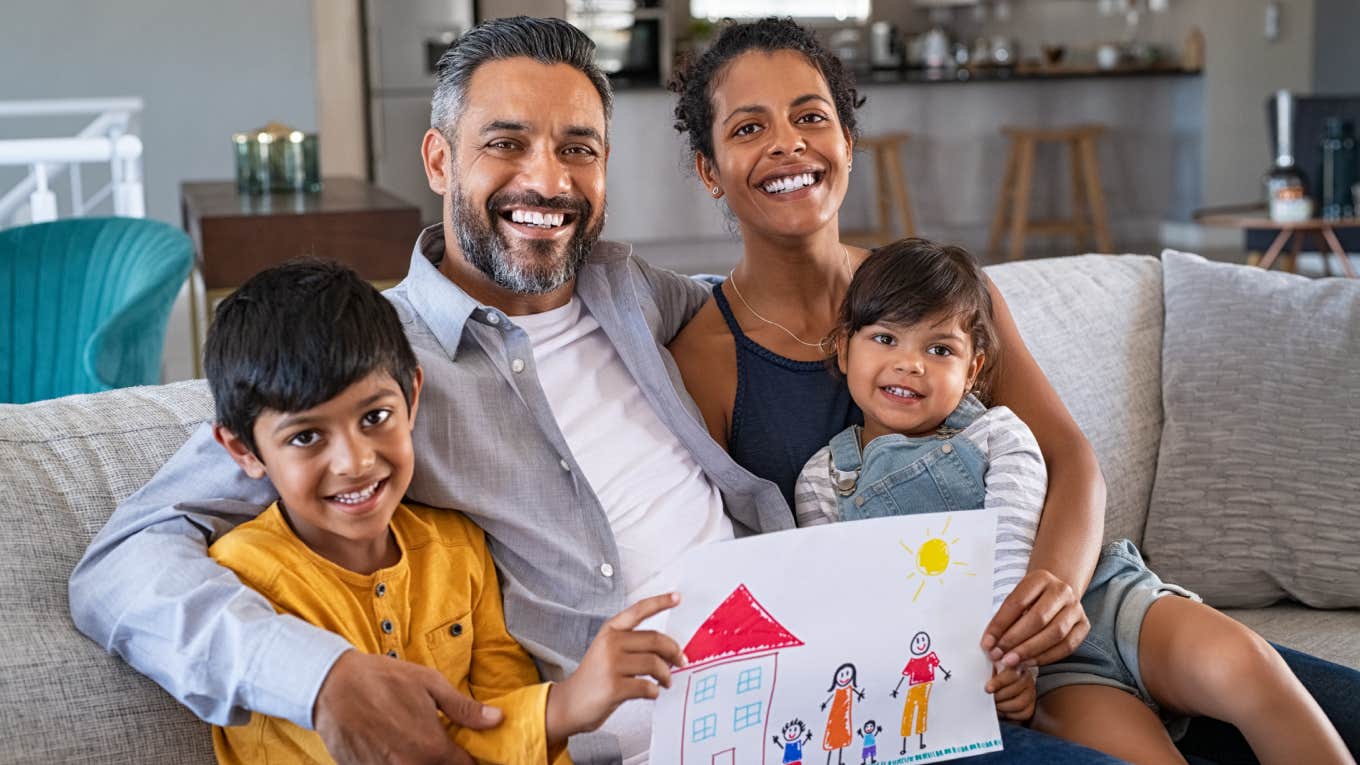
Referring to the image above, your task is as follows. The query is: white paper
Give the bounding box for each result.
[650,511,1003,765]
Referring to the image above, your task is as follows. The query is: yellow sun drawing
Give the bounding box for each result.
[899,515,975,602]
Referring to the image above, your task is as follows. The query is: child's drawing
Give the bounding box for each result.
[900,515,974,602]
[820,662,866,764]
[856,720,880,765]
[771,719,814,765]
[675,584,805,765]
[890,631,952,753]
[650,513,1003,765]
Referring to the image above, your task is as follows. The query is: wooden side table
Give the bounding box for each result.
[181,177,422,375]
[1194,212,1360,279]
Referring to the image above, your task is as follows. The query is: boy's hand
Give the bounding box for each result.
[546,593,685,742]
[981,569,1089,668]
[315,649,501,765]
[987,663,1037,723]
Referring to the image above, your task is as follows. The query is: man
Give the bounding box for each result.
[70,17,789,765]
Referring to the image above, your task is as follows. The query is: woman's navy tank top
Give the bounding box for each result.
[712,282,862,507]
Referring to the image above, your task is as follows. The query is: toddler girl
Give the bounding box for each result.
[794,238,1352,765]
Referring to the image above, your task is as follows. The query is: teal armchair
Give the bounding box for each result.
[0,217,193,403]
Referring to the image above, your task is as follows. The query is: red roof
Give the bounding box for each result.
[682,585,804,667]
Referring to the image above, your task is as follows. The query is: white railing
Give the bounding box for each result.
[0,97,145,227]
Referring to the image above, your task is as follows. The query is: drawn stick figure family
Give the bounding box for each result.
[774,631,952,765]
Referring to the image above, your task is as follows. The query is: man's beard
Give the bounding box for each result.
[450,184,603,295]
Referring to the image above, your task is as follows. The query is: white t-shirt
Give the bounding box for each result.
[515,297,733,763]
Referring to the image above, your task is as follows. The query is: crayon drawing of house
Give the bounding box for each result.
[676,585,804,765]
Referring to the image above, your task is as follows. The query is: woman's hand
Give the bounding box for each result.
[545,593,685,743]
[982,568,1089,667]
[987,663,1037,723]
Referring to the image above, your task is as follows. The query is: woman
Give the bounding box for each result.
[666,17,1357,765]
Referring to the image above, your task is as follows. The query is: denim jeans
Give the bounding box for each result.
[971,723,1129,764]
[976,643,1359,765]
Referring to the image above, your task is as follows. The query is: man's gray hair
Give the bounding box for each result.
[431,16,614,135]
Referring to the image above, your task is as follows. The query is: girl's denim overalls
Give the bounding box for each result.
[829,395,990,521]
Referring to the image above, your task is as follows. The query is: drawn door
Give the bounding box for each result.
[710,748,734,765]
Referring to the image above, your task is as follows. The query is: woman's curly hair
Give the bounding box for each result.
[669,17,865,162]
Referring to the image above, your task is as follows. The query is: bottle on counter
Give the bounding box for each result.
[1319,117,1357,220]
[1265,90,1312,223]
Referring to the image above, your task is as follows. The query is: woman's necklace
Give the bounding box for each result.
[727,245,851,352]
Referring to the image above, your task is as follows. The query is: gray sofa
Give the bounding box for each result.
[1,252,1356,763]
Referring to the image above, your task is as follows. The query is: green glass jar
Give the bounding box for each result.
[231,126,321,195]
[1319,117,1357,220]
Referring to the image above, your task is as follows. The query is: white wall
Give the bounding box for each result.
[1313,0,1360,95]
[0,0,320,382]
[875,0,1317,210]
[0,0,319,224]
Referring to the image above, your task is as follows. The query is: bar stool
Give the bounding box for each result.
[843,132,916,248]
[988,124,1112,261]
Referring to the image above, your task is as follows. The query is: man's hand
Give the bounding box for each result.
[314,649,502,765]
[981,569,1089,668]
[987,664,1037,723]
[545,593,684,742]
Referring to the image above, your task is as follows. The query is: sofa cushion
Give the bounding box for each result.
[0,381,215,764]
[985,255,1165,546]
[1222,606,1360,670]
[1142,250,1360,608]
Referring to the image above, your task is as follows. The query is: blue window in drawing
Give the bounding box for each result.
[692,713,718,742]
[733,701,763,731]
[694,674,718,703]
[736,666,762,694]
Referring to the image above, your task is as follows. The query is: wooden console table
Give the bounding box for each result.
[181,178,422,375]
[1195,211,1360,279]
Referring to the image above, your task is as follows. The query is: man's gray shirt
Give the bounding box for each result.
[68,226,791,761]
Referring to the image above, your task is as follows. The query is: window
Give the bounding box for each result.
[694,674,718,702]
[690,0,870,21]
[733,701,763,731]
[736,667,762,694]
[692,713,718,742]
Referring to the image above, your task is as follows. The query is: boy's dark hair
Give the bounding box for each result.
[669,17,864,163]
[834,238,1000,397]
[782,718,807,735]
[204,259,418,456]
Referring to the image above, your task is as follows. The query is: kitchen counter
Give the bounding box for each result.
[607,65,1200,91]
[600,70,1204,266]
[856,64,1201,85]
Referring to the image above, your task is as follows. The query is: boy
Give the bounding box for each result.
[203,260,684,764]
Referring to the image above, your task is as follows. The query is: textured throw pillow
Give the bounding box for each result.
[1141,250,1360,608]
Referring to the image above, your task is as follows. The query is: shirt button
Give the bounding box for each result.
[854,495,866,507]
[375,582,386,598]
[450,623,463,637]
[511,358,525,374]
[380,619,393,634]
[941,443,954,454]
[559,458,571,472]
[485,311,500,325]
[386,649,398,658]
[600,563,614,578]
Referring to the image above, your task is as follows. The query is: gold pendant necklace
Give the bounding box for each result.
[727,245,851,353]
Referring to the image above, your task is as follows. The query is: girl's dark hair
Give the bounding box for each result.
[835,238,1000,397]
[826,661,859,692]
[204,258,418,457]
[669,17,864,162]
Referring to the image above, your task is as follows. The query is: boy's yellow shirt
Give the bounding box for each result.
[208,500,570,765]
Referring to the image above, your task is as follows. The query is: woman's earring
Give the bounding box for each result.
[711,186,721,197]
